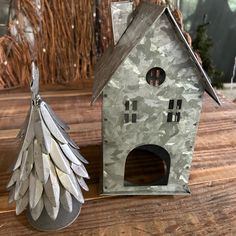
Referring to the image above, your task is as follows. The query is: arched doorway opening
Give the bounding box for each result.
[124,145,170,186]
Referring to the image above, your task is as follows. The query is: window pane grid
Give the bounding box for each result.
[124,100,138,123]
[167,99,182,123]
[132,101,137,111]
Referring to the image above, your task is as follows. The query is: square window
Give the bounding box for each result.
[125,101,129,111]
[124,100,138,124]
[132,101,137,111]
[167,112,173,122]
[176,100,182,109]
[167,99,182,123]
[124,114,129,123]
[175,112,181,122]
[132,114,137,123]
[168,99,174,109]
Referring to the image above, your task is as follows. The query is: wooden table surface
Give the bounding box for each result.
[0,89,235,235]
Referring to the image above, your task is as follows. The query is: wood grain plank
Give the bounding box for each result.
[0,178,235,235]
[0,92,101,130]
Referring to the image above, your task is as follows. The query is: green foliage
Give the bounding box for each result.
[193,22,224,89]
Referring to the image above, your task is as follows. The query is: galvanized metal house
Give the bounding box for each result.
[92,2,220,195]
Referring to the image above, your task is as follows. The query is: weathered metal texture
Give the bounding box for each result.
[92,3,220,105]
[111,1,134,45]
[101,10,206,195]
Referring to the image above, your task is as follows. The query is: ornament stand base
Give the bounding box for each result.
[27,197,82,231]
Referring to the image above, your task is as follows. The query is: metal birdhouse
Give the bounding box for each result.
[92,2,220,195]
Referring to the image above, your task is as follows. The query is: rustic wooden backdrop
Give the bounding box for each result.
[0,0,95,89]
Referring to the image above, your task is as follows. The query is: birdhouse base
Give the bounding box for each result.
[100,190,191,196]
[99,185,191,196]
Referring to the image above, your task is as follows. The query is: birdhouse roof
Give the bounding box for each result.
[92,2,220,105]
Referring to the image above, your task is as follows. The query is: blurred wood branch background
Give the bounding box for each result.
[0,0,173,90]
[0,0,95,89]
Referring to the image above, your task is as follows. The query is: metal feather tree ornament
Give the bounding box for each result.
[7,62,89,231]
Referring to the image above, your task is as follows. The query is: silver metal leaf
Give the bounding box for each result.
[44,194,59,220]
[29,170,43,209]
[34,140,50,183]
[9,187,15,204]
[44,160,60,207]
[42,153,51,183]
[20,145,33,181]
[14,178,29,201]
[60,143,82,166]
[14,106,35,171]
[66,137,80,150]
[7,169,20,189]
[30,197,44,221]
[33,139,43,182]
[73,177,84,204]
[42,101,69,131]
[60,187,73,213]
[19,150,28,180]
[34,108,52,154]
[40,102,68,144]
[70,147,88,164]
[50,138,71,174]
[16,191,29,215]
[59,129,80,149]
[22,106,35,151]
[71,163,89,179]
[77,177,89,191]
[13,149,23,171]
[56,167,84,204]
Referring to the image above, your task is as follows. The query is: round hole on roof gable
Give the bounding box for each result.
[146,67,166,87]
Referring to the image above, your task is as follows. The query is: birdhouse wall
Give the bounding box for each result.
[101,12,205,195]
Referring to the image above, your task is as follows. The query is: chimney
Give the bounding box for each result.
[111,1,134,45]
